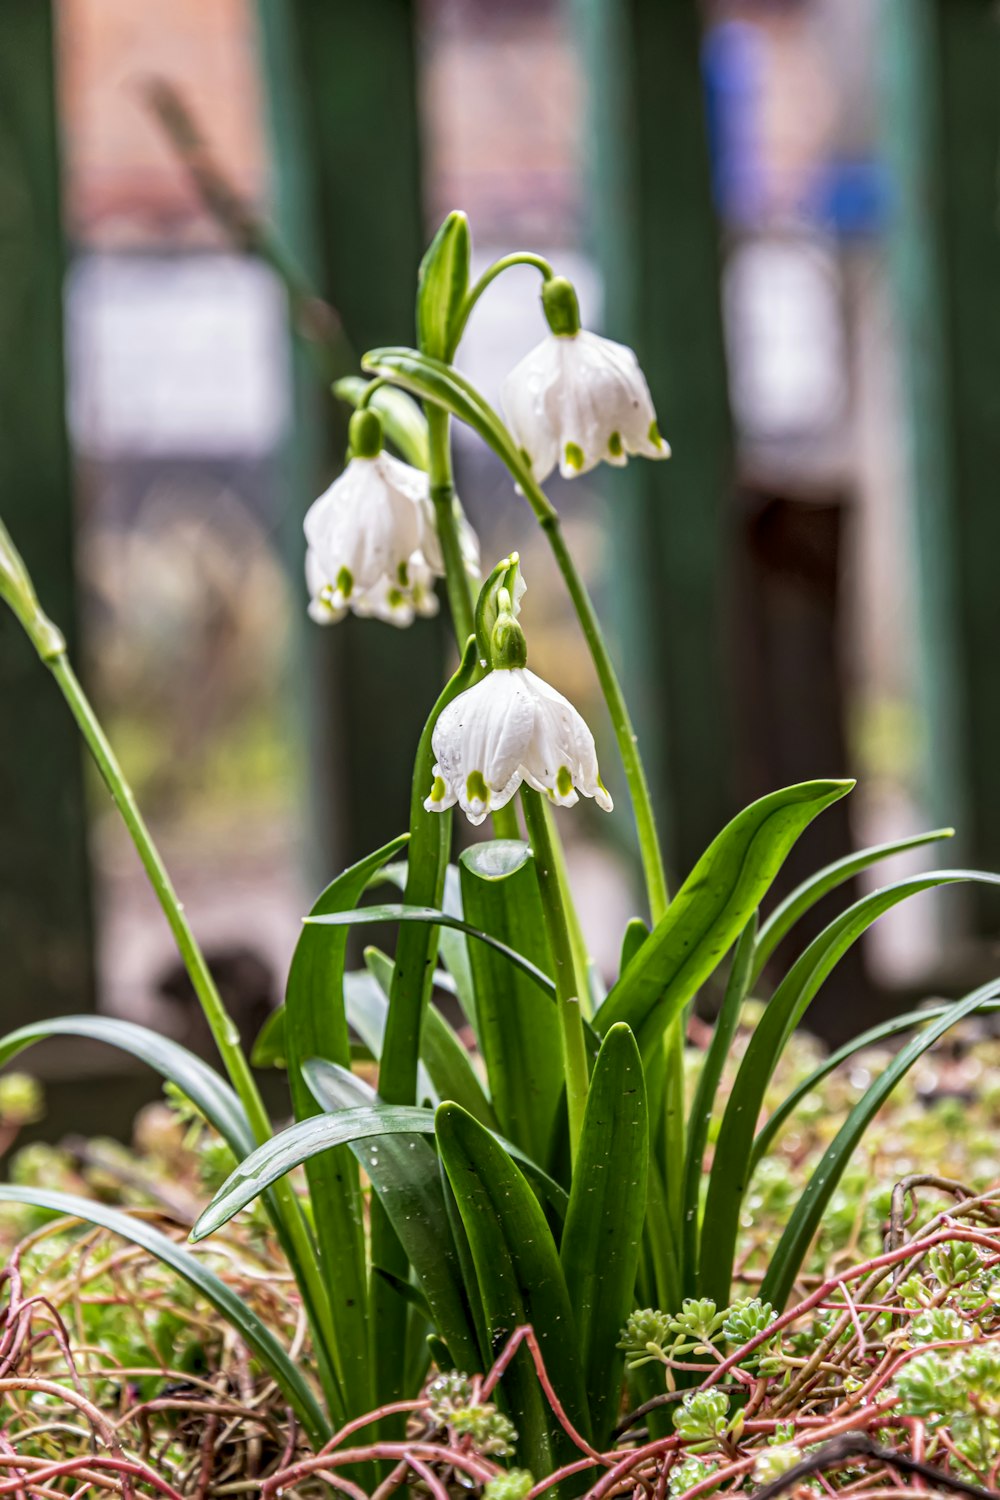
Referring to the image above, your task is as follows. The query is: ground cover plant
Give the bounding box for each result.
[2,212,999,1489]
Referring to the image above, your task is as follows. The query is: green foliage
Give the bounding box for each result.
[4,209,1000,1477]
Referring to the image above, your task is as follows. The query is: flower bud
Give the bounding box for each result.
[489,590,528,670]
[348,406,384,459]
[417,210,472,361]
[541,275,581,336]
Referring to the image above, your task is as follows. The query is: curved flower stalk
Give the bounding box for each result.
[304,407,471,627]
[502,277,670,483]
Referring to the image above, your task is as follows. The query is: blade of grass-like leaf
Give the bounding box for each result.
[699,869,1000,1305]
[751,827,955,984]
[762,977,1000,1308]
[0,1186,329,1446]
[376,862,479,1034]
[749,996,1000,1172]
[459,840,562,1160]
[286,833,408,1417]
[0,1017,253,1156]
[560,1024,648,1447]
[193,1105,569,1241]
[594,781,853,1053]
[363,947,498,1127]
[374,640,479,1416]
[250,1005,286,1069]
[435,1102,592,1475]
[681,915,757,1295]
[303,1060,482,1373]
[308,905,557,1000]
[344,965,437,1106]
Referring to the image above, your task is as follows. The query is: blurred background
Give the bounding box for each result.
[2,0,999,1132]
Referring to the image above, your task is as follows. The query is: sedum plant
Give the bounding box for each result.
[2,211,1000,1473]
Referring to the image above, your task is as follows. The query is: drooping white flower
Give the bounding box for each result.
[501,276,670,483]
[304,446,442,614]
[425,665,612,826]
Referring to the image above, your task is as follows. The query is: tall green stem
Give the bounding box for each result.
[427,404,475,645]
[44,651,344,1419]
[535,509,669,924]
[521,789,590,1160]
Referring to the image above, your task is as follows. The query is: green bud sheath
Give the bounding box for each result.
[348,406,384,459]
[490,607,528,670]
[542,275,581,337]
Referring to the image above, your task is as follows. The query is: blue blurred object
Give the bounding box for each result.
[801,157,893,238]
[702,20,768,228]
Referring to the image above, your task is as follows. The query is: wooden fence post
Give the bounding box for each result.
[576,0,735,884]
[0,2,96,1028]
[255,0,443,876]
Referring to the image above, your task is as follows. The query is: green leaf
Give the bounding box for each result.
[376,861,479,1034]
[250,1005,287,1069]
[749,995,1000,1173]
[699,868,1000,1305]
[459,840,562,1160]
[364,948,498,1127]
[595,780,853,1052]
[285,833,408,1416]
[346,963,436,1105]
[0,1016,253,1157]
[560,1024,648,1447]
[762,977,1000,1309]
[682,915,757,1294]
[193,1104,568,1242]
[618,917,649,975]
[751,826,955,984]
[416,211,472,362]
[361,348,525,486]
[333,376,429,469]
[435,1102,592,1474]
[0,1185,329,1447]
[308,905,557,1001]
[303,1060,482,1373]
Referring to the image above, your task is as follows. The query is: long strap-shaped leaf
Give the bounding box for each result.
[363,948,498,1128]
[762,977,1000,1308]
[436,1102,592,1476]
[0,1186,328,1447]
[594,780,853,1051]
[750,826,955,984]
[699,869,1000,1304]
[285,833,408,1415]
[374,640,478,1415]
[560,1024,648,1447]
[193,1105,568,1241]
[460,840,562,1161]
[308,905,557,1000]
[681,916,757,1295]
[0,1017,253,1156]
[750,996,1000,1172]
[303,1060,482,1374]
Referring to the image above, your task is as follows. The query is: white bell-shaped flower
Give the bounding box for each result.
[501,277,670,483]
[425,665,612,826]
[303,407,447,627]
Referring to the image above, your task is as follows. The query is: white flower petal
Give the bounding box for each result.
[304,454,430,597]
[520,669,613,811]
[428,670,535,822]
[502,329,669,483]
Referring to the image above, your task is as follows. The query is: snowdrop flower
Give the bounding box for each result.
[425,581,612,825]
[501,277,670,483]
[303,407,447,627]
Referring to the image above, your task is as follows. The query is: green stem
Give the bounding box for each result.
[521,788,590,1160]
[451,252,555,352]
[426,404,475,645]
[534,507,670,924]
[44,651,344,1420]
